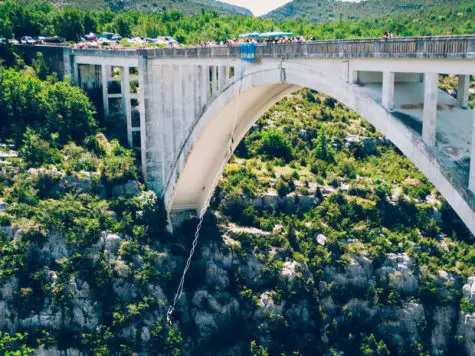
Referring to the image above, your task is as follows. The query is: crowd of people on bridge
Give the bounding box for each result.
[67,31,396,52]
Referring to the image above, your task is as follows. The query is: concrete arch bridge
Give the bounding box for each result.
[18,36,475,233]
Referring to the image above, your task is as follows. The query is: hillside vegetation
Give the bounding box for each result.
[265,0,475,23]
[24,0,252,16]
[0,0,474,44]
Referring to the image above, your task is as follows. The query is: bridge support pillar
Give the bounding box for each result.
[422,73,438,148]
[122,67,133,147]
[457,75,470,108]
[470,109,475,193]
[101,64,110,119]
[382,71,395,111]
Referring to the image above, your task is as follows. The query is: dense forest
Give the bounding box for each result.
[0,0,475,355]
[24,0,253,16]
[0,0,474,43]
[265,0,475,22]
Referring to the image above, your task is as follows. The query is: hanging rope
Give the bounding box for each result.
[166,64,246,324]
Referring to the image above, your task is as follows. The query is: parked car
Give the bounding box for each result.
[111,35,122,42]
[8,38,19,45]
[44,36,65,43]
[36,36,46,44]
[99,32,114,40]
[84,32,97,42]
[127,37,146,45]
[21,36,36,44]
[0,38,6,45]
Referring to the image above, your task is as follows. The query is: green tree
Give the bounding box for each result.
[258,128,293,161]
[54,7,84,41]
[19,128,60,168]
[314,130,334,162]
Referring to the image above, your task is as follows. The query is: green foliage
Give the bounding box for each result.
[250,340,269,356]
[258,128,293,162]
[151,319,183,356]
[359,334,390,356]
[314,130,334,162]
[100,139,137,184]
[0,67,96,146]
[0,332,34,355]
[19,128,60,168]
[32,52,48,80]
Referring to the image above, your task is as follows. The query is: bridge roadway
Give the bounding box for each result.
[17,36,475,232]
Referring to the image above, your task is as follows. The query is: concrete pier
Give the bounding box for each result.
[422,73,438,148]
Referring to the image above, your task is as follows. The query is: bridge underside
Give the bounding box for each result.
[165,64,475,234]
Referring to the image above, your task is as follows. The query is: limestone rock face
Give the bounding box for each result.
[41,232,69,262]
[251,193,320,213]
[430,305,457,355]
[111,180,141,197]
[463,276,475,303]
[377,302,426,351]
[325,255,374,292]
[458,313,475,355]
[377,253,419,296]
[191,289,239,341]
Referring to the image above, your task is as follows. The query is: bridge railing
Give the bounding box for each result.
[142,35,475,59]
[255,35,475,58]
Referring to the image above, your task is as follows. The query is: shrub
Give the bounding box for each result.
[258,128,293,161]
[20,128,60,168]
[275,175,295,197]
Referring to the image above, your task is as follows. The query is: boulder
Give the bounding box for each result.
[41,232,69,262]
[0,200,8,211]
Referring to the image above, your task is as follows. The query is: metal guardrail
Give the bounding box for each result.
[16,35,475,59]
[140,35,475,59]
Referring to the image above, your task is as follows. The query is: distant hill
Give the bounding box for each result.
[38,0,253,16]
[264,0,470,22]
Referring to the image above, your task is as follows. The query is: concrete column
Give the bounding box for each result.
[457,75,470,108]
[193,65,201,118]
[470,109,475,193]
[183,65,195,134]
[200,65,209,108]
[422,73,439,148]
[211,66,217,96]
[172,65,183,155]
[101,64,110,119]
[62,48,72,81]
[349,70,358,84]
[382,71,395,111]
[162,64,174,173]
[138,56,148,180]
[122,67,133,147]
[218,66,226,92]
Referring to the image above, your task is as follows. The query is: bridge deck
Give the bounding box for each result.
[23,35,475,59]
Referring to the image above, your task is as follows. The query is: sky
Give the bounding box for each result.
[220,0,293,16]
[220,0,362,16]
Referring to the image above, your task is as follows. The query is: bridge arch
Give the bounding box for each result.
[165,62,475,234]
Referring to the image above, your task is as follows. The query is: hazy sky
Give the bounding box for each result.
[220,0,362,16]
[220,0,293,16]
